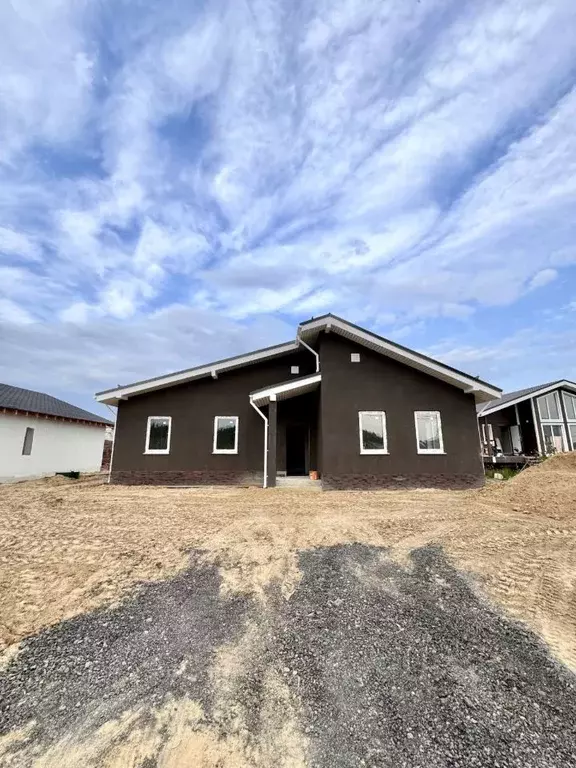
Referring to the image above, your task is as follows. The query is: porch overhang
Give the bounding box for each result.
[250,373,322,407]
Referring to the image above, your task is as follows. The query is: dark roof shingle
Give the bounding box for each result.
[477,380,565,416]
[0,383,112,425]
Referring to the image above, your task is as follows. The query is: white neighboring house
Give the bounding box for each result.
[0,383,113,483]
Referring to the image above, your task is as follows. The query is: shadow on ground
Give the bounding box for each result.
[1,545,576,767]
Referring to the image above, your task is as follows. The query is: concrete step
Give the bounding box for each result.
[275,476,322,490]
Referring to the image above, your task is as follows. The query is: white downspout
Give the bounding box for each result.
[297,335,320,373]
[250,398,268,488]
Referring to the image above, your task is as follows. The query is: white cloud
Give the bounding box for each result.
[528,268,558,290]
[427,321,576,391]
[0,298,35,325]
[0,305,294,414]
[1,0,576,402]
[0,0,95,164]
[0,226,42,262]
[59,301,93,324]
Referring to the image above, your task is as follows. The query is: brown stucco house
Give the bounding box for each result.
[95,314,501,490]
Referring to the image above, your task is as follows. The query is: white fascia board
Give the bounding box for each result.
[300,317,501,402]
[250,374,322,405]
[96,341,299,405]
[478,380,576,417]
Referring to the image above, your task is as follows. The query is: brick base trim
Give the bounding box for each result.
[110,470,264,486]
[321,473,484,491]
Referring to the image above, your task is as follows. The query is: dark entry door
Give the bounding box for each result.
[286,424,308,476]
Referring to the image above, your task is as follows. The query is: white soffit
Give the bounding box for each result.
[250,374,322,406]
[299,316,501,403]
[95,341,299,405]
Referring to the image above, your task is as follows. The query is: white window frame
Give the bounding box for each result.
[537,392,562,422]
[563,392,576,422]
[213,416,239,454]
[541,423,567,454]
[414,411,445,454]
[144,416,172,455]
[568,423,576,451]
[358,411,388,455]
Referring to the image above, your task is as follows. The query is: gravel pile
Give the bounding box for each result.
[1,544,576,767]
[275,544,576,768]
[0,554,248,744]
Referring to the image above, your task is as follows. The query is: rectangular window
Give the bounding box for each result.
[563,392,576,421]
[568,424,576,451]
[542,423,566,454]
[213,416,239,454]
[145,417,171,454]
[22,427,34,456]
[415,411,444,454]
[359,411,387,454]
[537,392,560,421]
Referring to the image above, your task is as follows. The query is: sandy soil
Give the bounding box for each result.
[1,454,576,675]
[1,456,576,767]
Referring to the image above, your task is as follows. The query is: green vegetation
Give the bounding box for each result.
[485,467,519,481]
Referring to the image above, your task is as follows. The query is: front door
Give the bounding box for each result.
[286,424,308,476]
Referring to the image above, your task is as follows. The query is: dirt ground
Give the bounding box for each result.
[1,455,576,669]
[1,457,576,767]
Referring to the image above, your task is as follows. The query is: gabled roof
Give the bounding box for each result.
[96,340,299,405]
[299,314,501,403]
[95,313,501,405]
[0,383,112,425]
[477,379,576,417]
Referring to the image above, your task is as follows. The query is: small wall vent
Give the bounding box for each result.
[351,353,361,363]
[291,366,300,375]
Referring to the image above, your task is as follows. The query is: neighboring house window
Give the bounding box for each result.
[568,424,576,451]
[415,411,444,454]
[537,392,561,421]
[145,417,171,454]
[213,416,239,454]
[563,392,576,421]
[358,411,387,454]
[291,366,300,375]
[22,427,34,456]
[351,353,361,362]
[542,424,566,454]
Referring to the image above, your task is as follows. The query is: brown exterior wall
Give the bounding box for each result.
[110,332,486,489]
[318,334,484,489]
[110,350,315,485]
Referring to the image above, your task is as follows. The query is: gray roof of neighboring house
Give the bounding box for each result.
[477,380,569,416]
[0,383,113,425]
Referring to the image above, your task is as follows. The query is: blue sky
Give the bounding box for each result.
[1,0,576,417]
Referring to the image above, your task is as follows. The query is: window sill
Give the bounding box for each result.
[417,450,446,455]
[213,450,238,455]
[144,450,170,455]
[360,450,389,455]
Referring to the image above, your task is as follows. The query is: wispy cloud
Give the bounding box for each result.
[1,0,576,407]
